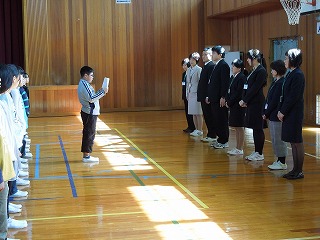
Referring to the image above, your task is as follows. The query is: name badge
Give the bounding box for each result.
[264,103,268,109]
[243,84,248,90]
[182,82,186,86]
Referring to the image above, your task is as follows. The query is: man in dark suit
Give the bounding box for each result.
[197,48,217,142]
[206,45,230,148]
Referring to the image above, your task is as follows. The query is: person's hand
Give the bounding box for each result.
[239,100,247,108]
[262,114,266,120]
[220,98,226,107]
[205,97,210,104]
[277,111,284,122]
[103,87,109,93]
[0,182,4,192]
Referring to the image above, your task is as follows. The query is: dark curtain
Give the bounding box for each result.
[0,0,24,67]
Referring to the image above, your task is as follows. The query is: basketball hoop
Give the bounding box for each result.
[280,0,316,25]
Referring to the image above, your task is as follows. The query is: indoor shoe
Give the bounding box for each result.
[286,172,304,180]
[24,152,33,158]
[190,130,203,137]
[183,128,194,133]
[9,204,22,214]
[282,170,295,178]
[9,203,22,209]
[227,148,244,155]
[82,156,100,163]
[20,163,28,170]
[247,152,264,161]
[7,218,27,229]
[268,161,287,170]
[10,190,28,198]
[16,177,30,186]
[19,157,28,164]
[211,142,229,149]
[18,170,29,177]
[201,137,217,142]
[245,152,256,160]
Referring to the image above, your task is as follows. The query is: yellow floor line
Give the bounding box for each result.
[114,128,209,209]
[27,211,143,221]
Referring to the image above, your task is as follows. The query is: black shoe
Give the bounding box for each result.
[183,128,194,133]
[282,170,295,178]
[286,172,304,180]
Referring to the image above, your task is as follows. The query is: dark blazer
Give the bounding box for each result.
[242,64,267,129]
[263,77,285,121]
[182,71,187,100]
[197,61,215,102]
[279,68,305,123]
[242,64,267,105]
[207,59,230,103]
[225,72,246,107]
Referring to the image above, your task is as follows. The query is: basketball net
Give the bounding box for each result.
[281,0,316,25]
[280,0,303,25]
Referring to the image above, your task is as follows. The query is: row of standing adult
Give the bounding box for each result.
[181,46,305,180]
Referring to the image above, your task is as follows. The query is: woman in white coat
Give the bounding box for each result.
[186,52,203,137]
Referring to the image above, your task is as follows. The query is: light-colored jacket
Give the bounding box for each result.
[186,65,202,99]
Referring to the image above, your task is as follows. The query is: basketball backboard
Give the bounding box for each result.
[301,0,320,15]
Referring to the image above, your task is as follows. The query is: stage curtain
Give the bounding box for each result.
[0,0,24,67]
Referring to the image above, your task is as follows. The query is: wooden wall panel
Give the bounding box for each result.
[29,86,81,116]
[23,0,208,114]
[23,0,50,85]
[206,0,282,18]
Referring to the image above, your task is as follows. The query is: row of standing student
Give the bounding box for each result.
[0,64,33,240]
[181,47,305,180]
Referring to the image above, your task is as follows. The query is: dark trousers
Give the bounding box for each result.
[253,129,265,154]
[201,101,216,138]
[8,180,18,218]
[20,136,26,157]
[183,99,195,130]
[81,111,98,153]
[211,103,229,144]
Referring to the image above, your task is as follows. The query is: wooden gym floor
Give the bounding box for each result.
[9,110,320,240]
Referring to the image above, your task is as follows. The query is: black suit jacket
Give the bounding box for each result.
[263,77,285,121]
[182,71,187,100]
[197,61,215,102]
[242,64,267,105]
[278,67,305,121]
[207,59,230,103]
[225,72,246,108]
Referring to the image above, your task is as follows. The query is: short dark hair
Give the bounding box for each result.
[270,60,287,76]
[232,59,244,69]
[212,45,226,58]
[247,49,262,61]
[285,48,302,68]
[80,66,94,77]
[16,65,25,75]
[181,58,190,67]
[247,49,267,70]
[0,64,14,94]
[189,52,200,63]
[6,64,19,78]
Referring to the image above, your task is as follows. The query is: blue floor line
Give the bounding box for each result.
[58,135,78,198]
[34,144,40,179]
